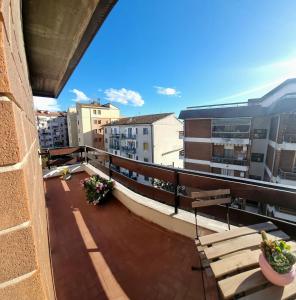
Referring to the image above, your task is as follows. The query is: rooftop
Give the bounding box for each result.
[45,172,216,299]
[36,110,67,117]
[105,113,174,126]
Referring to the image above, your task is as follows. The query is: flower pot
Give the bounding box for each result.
[259,253,296,286]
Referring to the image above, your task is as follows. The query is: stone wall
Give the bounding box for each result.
[0,1,54,299]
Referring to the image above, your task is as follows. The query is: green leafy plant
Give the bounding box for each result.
[81,175,114,205]
[261,231,296,274]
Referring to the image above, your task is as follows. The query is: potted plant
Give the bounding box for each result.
[61,167,71,180]
[80,175,114,205]
[259,231,296,286]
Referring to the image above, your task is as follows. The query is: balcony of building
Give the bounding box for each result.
[121,146,137,154]
[283,133,296,144]
[212,156,248,166]
[110,133,121,139]
[109,144,120,150]
[121,134,137,139]
[278,168,296,181]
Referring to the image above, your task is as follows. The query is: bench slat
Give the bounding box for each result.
[204,230,289,260]
[218,268,266,299]
[199,222,277,246]
[239,281,296,300]
[192,189,230,198]
[192,198,231,208]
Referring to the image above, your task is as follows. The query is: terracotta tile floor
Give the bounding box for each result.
[45,172,214,300]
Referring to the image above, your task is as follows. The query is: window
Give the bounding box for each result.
[99,138,102,142]
[251,153,264,163]
[144,158,149,162]
[136,156,138,160]
[105,138,108,143]
[144,176,149,181]
[221,169,234,176]
[93,110,97,114]
[143,128,148,135]
[136,128,138,134]
[114,151,117,155]
[105,128,107,133]
[179,131,184,139]
[143,142,149,151]
[97,110,101,115]
[98,120,101,124]
[253,129,267,139]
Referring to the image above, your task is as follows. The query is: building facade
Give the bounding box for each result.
[104,113,184,184]
[179,79,296,186]
[36,110,69,149]
[76,102,120,149]
[67,107,79,147]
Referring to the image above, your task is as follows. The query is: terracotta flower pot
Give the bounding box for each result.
[259,253,296,286]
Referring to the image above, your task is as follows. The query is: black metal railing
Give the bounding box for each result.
[40,145,296,237]
[212,156,248,166]
[121,134,137,139]
[212,132,250,139]
[283,134,296,143]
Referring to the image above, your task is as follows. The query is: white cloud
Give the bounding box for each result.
[70,89,90,102]
[154,86,181,97]
[33,96,60,111]
[104,88,144,106]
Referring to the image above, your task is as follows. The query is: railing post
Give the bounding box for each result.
[109,154,112,179]
[84,146,89,163]
[174,171,179,214]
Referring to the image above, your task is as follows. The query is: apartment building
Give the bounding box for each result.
[36,110,69,149]
[76,102,120,149]
[179,79,296,186]
[67,107,79,146]
[104,113,183,184]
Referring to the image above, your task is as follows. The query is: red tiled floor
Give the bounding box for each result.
[45,172,213,300]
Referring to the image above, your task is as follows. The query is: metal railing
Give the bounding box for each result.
[109,144,120,150]
[110,134,120,138]
[212,156,248,166]
[283,134,296,143]
[121,146,136,154]
[212,132,250,139]
[121,134,137,139]
[279,169,296,181]
[40,145,296,237]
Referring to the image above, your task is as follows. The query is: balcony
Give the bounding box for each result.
[109,144,120,150]
[283,133,296,143]
[121,134,137,139]
[212,131,250,139]
[121,146,137,154]
[110,133,120,138]
[278,169,296,181]
[212,156,248,166]
[42,146,296,299]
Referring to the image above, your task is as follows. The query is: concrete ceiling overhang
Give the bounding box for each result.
[22,0,117,98]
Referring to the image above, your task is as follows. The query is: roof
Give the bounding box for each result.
[36,110,67,117]
[22,0,117,98]
[105,113,174,126]
[76,102,119,109]
[179,105,266,120]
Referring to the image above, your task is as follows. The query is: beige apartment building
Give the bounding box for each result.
[179,79,296,185]
[76,102,120,149]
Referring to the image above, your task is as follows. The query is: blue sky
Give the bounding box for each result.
[34,0,296,116]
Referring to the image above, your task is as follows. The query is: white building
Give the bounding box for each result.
[104,113,184,184]
[36,110,69,149]
[67,107,79,147]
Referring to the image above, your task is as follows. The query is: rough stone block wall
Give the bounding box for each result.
[0,1,55,299]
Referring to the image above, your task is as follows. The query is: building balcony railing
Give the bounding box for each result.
[212,132,250,139]
[121,146,136,154]
[283,134,296,143]
[121,134,137,139]
[109,144,120,150]
[110,133,120,138]
[278,169,296,181]
[40,145,296,238]
[212,156,248,166]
